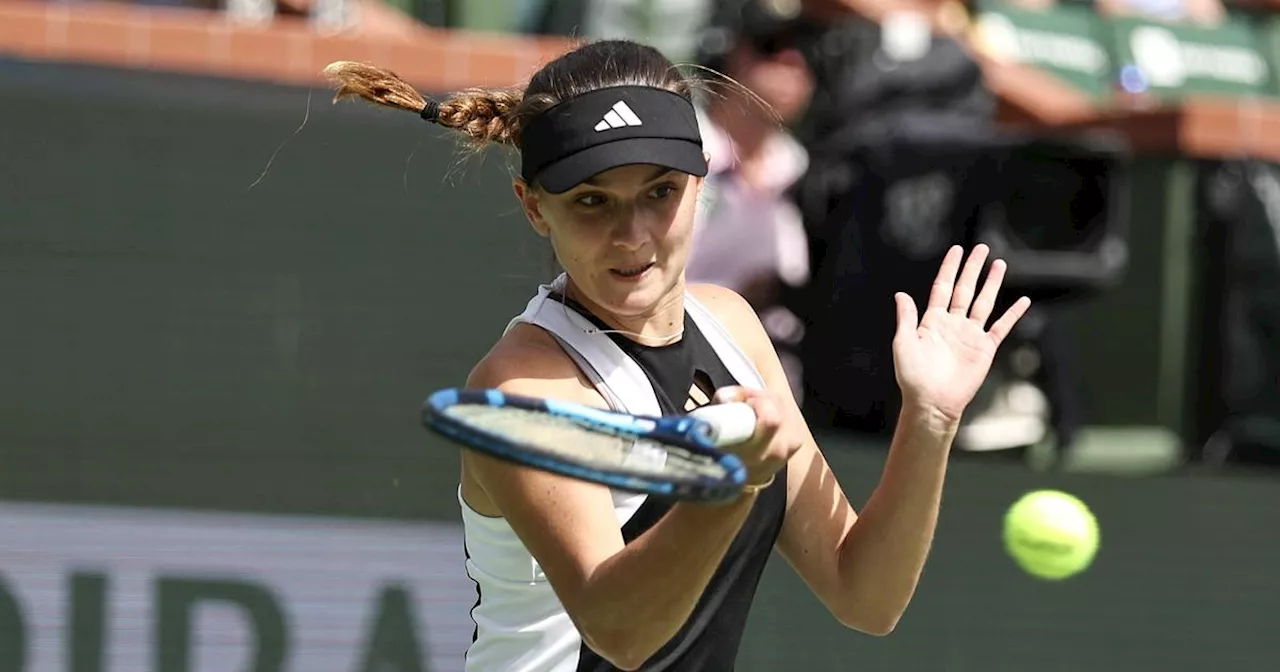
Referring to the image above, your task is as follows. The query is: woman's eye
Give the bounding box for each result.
[575,193,606,207]
[650,183,678,199]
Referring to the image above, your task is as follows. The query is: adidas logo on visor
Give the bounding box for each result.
[594,101,643,132]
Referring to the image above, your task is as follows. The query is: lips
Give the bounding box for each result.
[610,262,655,279]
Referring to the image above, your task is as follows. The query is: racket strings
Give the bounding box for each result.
[445,405,725,479]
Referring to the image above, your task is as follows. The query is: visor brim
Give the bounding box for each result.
[534,137,709,194]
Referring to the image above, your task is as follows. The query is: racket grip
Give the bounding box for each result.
[688,402,757,447]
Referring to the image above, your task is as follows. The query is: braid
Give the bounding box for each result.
[436,88,525,148]
[320,61,528,150]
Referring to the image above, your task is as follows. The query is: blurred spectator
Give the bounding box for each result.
[686,0,818,400]
[1095,0,1225,25]
[995,0,1059,9]
[787,0,1104,456]
[786,0,998,434]
[1003,0,1226,25]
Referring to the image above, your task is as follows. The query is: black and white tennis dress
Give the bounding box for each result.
[458,273,788,671]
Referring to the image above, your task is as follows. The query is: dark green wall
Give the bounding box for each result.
[1,60,1277,671]
[0,59,548,520]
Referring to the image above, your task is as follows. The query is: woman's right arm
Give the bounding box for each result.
[462,327,786,671]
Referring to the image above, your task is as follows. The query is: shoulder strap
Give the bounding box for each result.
[684,291,767,390]
[505,274,663,418]
[505,274,659,524]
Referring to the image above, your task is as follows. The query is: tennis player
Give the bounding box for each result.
[325,38,1029,672]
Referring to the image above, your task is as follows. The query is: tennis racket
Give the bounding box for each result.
[422,388,758,502]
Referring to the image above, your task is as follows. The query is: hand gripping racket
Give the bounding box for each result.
[422,388,758,502]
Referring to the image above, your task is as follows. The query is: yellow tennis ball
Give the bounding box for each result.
[1003,489,1099,580]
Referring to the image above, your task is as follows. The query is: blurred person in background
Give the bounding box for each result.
[789,0,1097,459]
[788,0,999,435]
[998,0,1226,25]
[686,0,818,401]
[1095,0,1224,25]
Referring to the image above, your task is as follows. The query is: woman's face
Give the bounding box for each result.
[731,44,813,124]
[514,163,703,321]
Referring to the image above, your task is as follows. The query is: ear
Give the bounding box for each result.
[697,151,713,195]
[512,179,550,237]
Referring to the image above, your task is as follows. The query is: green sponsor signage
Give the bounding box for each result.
[973,0,1114,98]
[1108,14,1273,96]
[1252,13,1280,97]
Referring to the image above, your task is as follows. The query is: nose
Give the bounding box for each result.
[612,206,649,251]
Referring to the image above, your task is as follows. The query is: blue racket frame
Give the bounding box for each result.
[422,388,748,502]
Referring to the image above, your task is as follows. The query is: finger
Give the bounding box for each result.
[987,296,1031,346]
[969,258,1007,327]
[711,381,768,404]
[926,245,964,312]
[745,395,783,442]
[949,244,989,316]
[712,386,749,404]
[893,292,919,343]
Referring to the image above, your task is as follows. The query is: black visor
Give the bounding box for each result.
[520,86,707,194]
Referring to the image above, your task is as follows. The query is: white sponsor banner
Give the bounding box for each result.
[0,501,475,671]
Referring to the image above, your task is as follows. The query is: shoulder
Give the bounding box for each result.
[688,283,772,362]
[459,319,607,517]
[688,282,753,319]
[467,321,601,406]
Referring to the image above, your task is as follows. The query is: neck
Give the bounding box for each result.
[564,277,687,346]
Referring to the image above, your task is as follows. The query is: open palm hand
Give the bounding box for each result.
[892,244,1031,426]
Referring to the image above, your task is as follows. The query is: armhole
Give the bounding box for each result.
[685,290,767,390]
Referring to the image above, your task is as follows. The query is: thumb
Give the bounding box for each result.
[712,385,750,404]
[894,292,918,343]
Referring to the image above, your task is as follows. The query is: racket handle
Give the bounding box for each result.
[688,402,757,447]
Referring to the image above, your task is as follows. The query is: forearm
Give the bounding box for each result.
[577,493,758,666]
[835,405,956,633]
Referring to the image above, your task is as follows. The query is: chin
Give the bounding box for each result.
[597,288,662,317]
[590,272,674,317]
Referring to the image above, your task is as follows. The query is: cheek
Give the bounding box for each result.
[542,217,605,269]
[668,191,701,241]
[545,228,584,267]
[642,195,697,263]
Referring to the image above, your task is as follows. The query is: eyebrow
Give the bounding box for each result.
[583,166,675,187]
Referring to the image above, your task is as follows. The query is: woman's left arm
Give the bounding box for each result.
[692,244,1029,636]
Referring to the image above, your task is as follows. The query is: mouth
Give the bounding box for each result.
[610,262,655,280]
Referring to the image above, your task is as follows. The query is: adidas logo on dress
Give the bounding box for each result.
[594,101,644,132]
